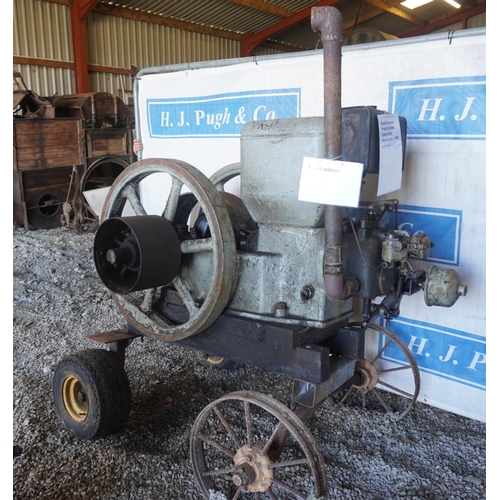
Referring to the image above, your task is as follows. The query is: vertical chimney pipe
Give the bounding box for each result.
[311,6,357,300]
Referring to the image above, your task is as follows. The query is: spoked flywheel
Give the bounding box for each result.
[209,162,241,192]
[190,162,242,224]
[95,158,237,341]
[330,322,420,421]
[190,391,329,499]
[191,163,243,369]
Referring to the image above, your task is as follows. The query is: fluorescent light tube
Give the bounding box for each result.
[444,0,461,8]
[401,0,433,8]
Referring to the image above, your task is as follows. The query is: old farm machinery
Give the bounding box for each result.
[13,72,134,232]
[52,7,467,499]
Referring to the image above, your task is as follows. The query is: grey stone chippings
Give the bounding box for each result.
[13,224,487,499]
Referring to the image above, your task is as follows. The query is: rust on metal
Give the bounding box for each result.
[86,329,141,344]
[233,444,273,493]
[311,7,357,301]
[424,266,468,308]
[339,322,421,421]
[190,391,329,498]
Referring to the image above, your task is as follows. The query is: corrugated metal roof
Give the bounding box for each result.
[98,0,486,52]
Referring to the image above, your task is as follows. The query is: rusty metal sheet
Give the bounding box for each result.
[86,329,141,344]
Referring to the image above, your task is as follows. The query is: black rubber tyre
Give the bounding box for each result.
[53,349,131,440]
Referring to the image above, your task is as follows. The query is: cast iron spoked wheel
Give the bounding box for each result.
[210,162,241,191]
[52,349,131,440]
[73,156,130,234]
[190,391,329,499]
[331,322,420,421]
[191,162,242,222]
[100,158,237,341]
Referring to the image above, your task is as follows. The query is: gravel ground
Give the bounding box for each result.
[12,224,487,500]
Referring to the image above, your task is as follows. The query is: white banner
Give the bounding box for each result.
[135,29,486,421]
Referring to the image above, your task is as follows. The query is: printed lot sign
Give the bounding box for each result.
[135,30,486,421]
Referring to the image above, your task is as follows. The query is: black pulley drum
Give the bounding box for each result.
[94,215,181,294]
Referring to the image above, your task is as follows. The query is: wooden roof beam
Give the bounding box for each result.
[260,40,306,52]
[343,8,385,32]
[397,2,485,37]
[241,0,344,56]
[361,0,426,26]
[94,3,242,41]
[227,0,294,18]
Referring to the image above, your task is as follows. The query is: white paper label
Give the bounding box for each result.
[298,157,363,207]
[377,113,404,196]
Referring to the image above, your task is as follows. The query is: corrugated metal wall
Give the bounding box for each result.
[13,0,486,97]
[13,0,240,97]
[87,12,240,94]
[13,63,76,98]
[13,0,75,96]
[467,12,487,30]
[430,20,463,34]
[429,11,486,35]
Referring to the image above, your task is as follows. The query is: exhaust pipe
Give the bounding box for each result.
[311,6,358,300]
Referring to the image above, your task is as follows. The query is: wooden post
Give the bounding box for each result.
[70,0,99,93]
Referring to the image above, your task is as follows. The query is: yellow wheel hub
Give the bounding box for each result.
[61,376,88,422]
[206,356,225,366]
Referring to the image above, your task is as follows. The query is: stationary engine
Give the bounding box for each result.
[90,3,467,417]
[53,8,468,498]
[92,110,466,413]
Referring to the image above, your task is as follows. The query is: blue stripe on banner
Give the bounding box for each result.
[380,317,485,390]
[388,76,486,140]
[146,89,301,138]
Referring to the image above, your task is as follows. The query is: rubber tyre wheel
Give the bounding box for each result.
[195,351,237,371]
[53,349,131,440]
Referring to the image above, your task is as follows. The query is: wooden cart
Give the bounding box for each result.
[13,73,134,231]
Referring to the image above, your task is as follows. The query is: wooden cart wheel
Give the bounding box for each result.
[98,158,237,341]
[190,391,329,499]
[329,322,421,421]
